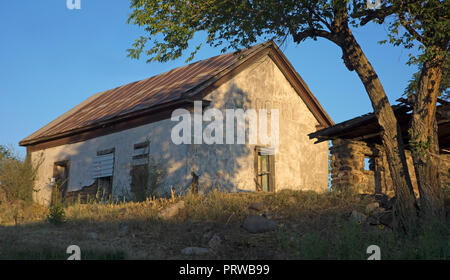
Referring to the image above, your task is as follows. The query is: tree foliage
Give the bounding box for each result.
[128,1,449,94]
[0,145,41,203]
[352,0,449,99]
[353,0,449,62]
[126,0,448,232]
[127,0,355,63]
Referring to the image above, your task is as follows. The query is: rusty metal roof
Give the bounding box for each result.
[20,41,333,147]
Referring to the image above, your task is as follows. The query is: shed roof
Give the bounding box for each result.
[309,100,450,153]
[20,41,333,148]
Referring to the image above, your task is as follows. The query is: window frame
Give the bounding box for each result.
[93,148,115,197]
[254,146,275,192]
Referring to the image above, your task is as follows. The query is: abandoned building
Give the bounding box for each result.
[309,99,450,195]
[19,41,334,206]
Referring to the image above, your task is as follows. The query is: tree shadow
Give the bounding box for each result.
[31,81,262,205]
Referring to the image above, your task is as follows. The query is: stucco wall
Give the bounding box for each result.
[31,120,191,206]
[30,54,329,205]
[188,55,329,193]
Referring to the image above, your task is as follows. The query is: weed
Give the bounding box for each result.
[47,204,66,226]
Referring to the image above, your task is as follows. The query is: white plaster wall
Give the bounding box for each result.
[30,54,329,205]
[31,119,190,206]
[189,55,329,193]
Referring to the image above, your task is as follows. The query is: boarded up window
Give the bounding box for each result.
[52,160,69,203]
[255,147,275,192]
[130,141,150,201]
[132,141,150,166]
[92,150,115,178]
[92,148,115,198]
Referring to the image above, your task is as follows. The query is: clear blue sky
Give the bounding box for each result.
[0,1,419,156]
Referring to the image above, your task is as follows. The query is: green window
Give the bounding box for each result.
[255,147,275,192]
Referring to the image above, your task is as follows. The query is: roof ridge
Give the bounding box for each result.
[20,42,272,145]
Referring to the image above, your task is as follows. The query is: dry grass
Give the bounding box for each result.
[0,189,448,260]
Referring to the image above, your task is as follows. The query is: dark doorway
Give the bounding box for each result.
[52,160,69,203]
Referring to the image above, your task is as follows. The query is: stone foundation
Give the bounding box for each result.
[330,139,448,195]
[440,153,450,189]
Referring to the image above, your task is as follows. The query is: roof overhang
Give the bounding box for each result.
[309,102,450,153]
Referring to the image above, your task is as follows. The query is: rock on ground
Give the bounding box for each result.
[241,214,278,233]
[350,210,366,223]
[202,231,214,241]
[365,202,380,215]
[372,207,385,217]
[360,193,393,210]
[208,234,222,249]
[119,224,129,236]
[158,201,185,220]
[87,232,98,239]
[202,223,215,233]
[379,211,393,228]
[180,247,212,256]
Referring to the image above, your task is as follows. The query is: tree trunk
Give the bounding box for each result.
[409,59,445,221]
[330,8,418,233]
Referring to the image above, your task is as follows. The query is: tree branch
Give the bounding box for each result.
[398,12,424,43]
[312,10,332,31]
[292,28,338,44]
[353,4,397,26]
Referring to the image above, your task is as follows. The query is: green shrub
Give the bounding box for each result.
[0,145,42,203]
[47,204,66,225]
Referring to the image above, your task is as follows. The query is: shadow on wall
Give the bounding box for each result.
[187,83,256,195]
[38,82,269,203]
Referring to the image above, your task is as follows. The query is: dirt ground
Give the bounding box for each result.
[0,190,448,260]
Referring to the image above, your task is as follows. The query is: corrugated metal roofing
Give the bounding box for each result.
[21,43,266,145]
[20,41,333,147]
